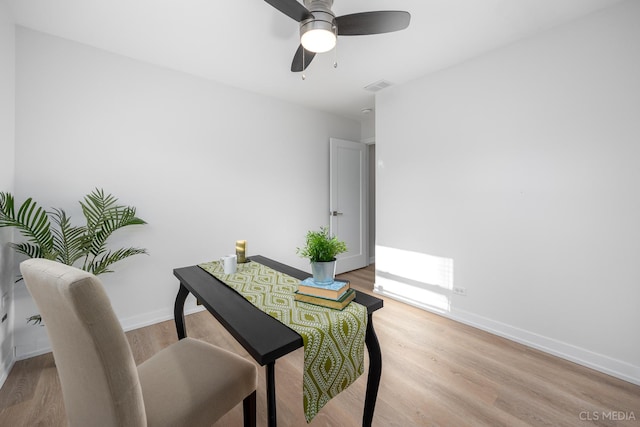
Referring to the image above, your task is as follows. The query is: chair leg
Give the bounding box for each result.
[243,391,257,427]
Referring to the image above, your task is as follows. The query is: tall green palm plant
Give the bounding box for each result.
[0,188,147,323]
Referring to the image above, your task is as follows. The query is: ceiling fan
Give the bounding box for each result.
[264,0,411,72]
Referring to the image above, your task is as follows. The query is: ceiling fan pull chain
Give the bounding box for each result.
[334,41,338,69]
[302,48,306,80]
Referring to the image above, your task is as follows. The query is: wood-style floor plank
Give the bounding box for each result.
[0,264,638,426]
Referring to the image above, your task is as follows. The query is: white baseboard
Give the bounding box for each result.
[450,306,640,386]
[374,286,640,386]
[0,357,15,390]
[119,304,206,333]
[14,304,206,361]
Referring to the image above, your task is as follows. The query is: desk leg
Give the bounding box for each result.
[363,313,382,427]
[266,362,277,427]
[174,283,189,340]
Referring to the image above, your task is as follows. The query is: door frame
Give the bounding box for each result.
[330,137,369,274]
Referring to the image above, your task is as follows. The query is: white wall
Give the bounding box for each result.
[0,2,16,386]
[361,115,375,142]
[367,144,375,262]
[361,116,376,262]
[376,0,640,385]
[13,27,360,358]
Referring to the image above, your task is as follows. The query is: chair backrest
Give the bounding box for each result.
[20,258,146,427]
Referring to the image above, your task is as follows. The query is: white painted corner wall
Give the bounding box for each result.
[10,27,361,359]
[0,1,16,388]
[375,0,640,385]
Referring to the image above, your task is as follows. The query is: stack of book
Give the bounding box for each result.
[294,278,355,310]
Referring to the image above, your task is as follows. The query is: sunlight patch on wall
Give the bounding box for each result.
[374,245,454,313]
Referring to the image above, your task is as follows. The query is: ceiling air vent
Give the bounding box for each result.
[364,80,393,93]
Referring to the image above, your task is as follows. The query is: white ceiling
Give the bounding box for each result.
[4,0,624,120]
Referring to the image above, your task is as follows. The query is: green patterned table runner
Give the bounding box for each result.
[199,260,368,422]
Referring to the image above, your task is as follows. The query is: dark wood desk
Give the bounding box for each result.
[173,255,383,427]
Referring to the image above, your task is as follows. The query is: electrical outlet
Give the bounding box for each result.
[453,287,467,296]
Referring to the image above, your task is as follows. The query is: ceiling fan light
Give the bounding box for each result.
[301,28,336,53]
[300,16,336,53]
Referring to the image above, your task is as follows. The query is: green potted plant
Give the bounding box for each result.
[297,226,347,285]
[0,188,147,324]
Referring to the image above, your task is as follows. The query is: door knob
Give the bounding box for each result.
[331,211,343,216]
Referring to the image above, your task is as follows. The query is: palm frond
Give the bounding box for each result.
[89,247,148,275]
[11,242,45,259]
[27,315,43,326]
[80,188,117,232]
[50,208,89,266]
[93,207,145,245]
[80,189,146,258]
[0,192,54,257]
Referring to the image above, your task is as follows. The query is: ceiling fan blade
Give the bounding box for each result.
[336,11,411,36]
[291,44,317,72]
[264,0,311,22]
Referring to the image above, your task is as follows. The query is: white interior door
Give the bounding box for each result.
[330,138,368,274]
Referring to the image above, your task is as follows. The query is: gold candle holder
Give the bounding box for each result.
[236,240,247,263]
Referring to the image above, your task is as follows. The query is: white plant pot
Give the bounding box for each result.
[311,260,336,285]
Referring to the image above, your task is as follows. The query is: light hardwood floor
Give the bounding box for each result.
[0,265,638,426]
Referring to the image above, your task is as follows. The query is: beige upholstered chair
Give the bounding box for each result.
[20,258,257,427]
